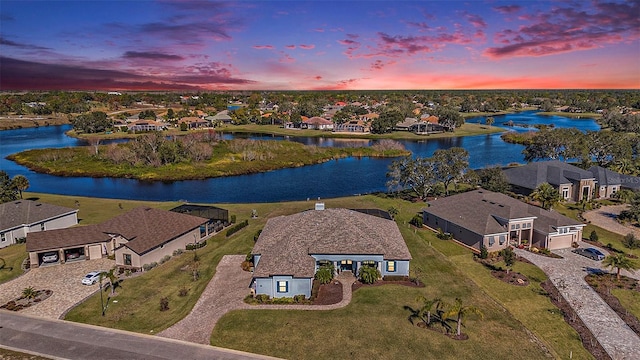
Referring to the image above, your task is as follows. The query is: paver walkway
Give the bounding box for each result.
[583,204,640,238]
[158,255,356,344]
[0,258,115,319]
[516,246,640,360]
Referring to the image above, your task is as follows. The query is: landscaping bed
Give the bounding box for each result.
[0,289,53,311]
[585,273,640,336]
[540,280,611,360]
[311,280,343,305]
[490,270,529,286]
[352,277,424,291]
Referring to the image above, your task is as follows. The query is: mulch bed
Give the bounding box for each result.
[584,273,640,336]
[490,270,529,286]
[0,289,53,311]
[540,280,611,360]
[312,281,343,305]
[352,279,425,292]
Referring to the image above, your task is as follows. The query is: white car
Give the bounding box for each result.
[41,252,58,263]
[82,271,102,285]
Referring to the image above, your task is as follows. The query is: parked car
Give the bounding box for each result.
[82,271,102,285]
[41,252,59,263]
[572,247,605,261]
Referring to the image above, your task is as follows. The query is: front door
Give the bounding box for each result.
[339,259,353,272]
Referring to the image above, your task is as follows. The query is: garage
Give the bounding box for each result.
[64,247,86,262]
[547,234,574,250]
[38,251,60,266]
[88,245,103,260]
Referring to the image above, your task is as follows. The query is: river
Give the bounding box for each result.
[0,111,600,203]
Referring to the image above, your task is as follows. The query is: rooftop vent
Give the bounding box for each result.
[315,202,325,211]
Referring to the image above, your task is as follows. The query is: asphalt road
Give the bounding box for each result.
[0,311,280,360]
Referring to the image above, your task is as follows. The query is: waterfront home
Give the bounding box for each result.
[0,200,78,249]
[588,166,622,199]
[333,120,370,134]
[251,205,411,298]
[178,117,209,129]
[503,161,596,202]
[128,120,167,132]
[394,117,419,131]
[26,207,209,269]
[423,189,585,251]
[302,116,334,130]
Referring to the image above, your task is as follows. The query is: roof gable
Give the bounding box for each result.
[0,200,77,231]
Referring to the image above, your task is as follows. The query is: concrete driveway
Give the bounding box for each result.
[583,204,640,238]
[516,245,640,359]
[0,258,115,319]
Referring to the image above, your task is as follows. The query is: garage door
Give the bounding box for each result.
[88,245,102,260]
[548,234,573,250]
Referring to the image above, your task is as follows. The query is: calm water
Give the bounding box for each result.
[0,111,600,203]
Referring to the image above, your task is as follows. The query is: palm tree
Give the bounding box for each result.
[603,254,639,281]
[443,298,484,337]
[612,158,634,175]
[531,182,561,210]
[11,175,29,199]
[104,268,119,296]
[417,296,443,326]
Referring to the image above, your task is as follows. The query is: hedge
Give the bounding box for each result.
[226,219,249,237]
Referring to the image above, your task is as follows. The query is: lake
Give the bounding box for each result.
[0,111,600,203]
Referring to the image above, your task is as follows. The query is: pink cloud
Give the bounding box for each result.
[465,14,487,29]
[493,5,521,14]
[279,52,294,63]
[485,1,640,59]
[313,28,324,32]
[285,45,296,49]
[253,45,274,50]
[299,44,315,50]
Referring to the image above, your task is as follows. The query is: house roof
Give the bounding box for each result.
[98,207,209,255]
[0,200,77,232]
[304,116,333,125]
[588,166,622,186]
[503,161,594,190]
[396,118,419,128]
[252,208,411,278]
[424,189,582,236]
[26,225,110,252]
[619,174,640,190]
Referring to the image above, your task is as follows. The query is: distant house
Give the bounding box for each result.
[409,121,447,135]
[179,117,209,129]
[333,120,370,134]
[26,207,209,269]
[394,117,419,131]
[251,206,411,298]
[423,189,585,251]
[210,110,233,125]
[0,200,78,249]
[503,161,596,202]
[128,120,166,132]
[302,116,334,130]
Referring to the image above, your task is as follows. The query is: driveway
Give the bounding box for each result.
[0,258,115,319]
[516,245,640,360]
[583,204,640,238]
[158,255,356,345]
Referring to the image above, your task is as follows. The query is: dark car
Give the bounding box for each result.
[572,247,605,261]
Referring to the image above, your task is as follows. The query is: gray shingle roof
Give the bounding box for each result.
[0,200,77,231]
[424,189,581,236]
[252,208,411,278]
[588,166,622,186]
[619,174,640,190]
[504,160,594,190]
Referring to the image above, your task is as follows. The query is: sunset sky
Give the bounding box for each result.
[1,0,639,91]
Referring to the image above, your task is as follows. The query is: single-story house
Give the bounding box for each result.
[302,116,334,130]
[251,206,412,298]
[178,117,209,129]
[333,120,370,134]
[26,207,209,269]
[1,200,78,249]
[503,160,596,202]
[409,121,447,135]
[394,117,419,131]
[209,110,233,125]
[128,120,166,132]
[588,166,622,199]
[423,189,585,251]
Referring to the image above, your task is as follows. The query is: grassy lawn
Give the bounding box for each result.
[0,244,27,284]
[611,288,640,320]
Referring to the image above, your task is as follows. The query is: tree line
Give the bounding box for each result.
[0,172,30,203]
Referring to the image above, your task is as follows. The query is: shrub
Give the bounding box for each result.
[142,263,152,271]
[226,219,249,237]
[410,214,423,227]
[358,266,381,284]
[479,245,488,259]
[314,266,334,285]
[622,233,640,249]
[159,255,171,264]
[172,248,184,256]
[159,297,169,311]
[253,229,262,242]
[15,237,26,244]
[501,247,516,267]
[255,294,270,303]
[185,241,206,251]
[272,297,295,304]
[230,214,237,224]
[589,230,599,242]
[178,287,189,297]
[436,228,452,240]
[293,294,306,303]
[241,261,253,272]
[150,261,158,269]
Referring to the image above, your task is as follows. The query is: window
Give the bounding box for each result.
[612,187,617,194]
[524,223,531,229]
[0,233,5,243]
[340,260,352,265]
[562,188,569,199]
[277,280,288,293]
[510,224,516,230]
[40,223,45,231]
[362,260,376,268]
[123,254,132,266]
[515,224,520,229]
[387,261,396,272]
[488,236,495,246]
[499,235,506,245]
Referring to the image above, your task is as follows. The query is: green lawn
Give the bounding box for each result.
[611,288,640,320]
[0,244,27,284]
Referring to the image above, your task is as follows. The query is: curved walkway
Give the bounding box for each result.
[158,255,356,345]
[583,204,640,238]
[516,247,640,360]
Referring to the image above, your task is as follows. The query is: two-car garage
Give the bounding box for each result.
[27,226,112,268]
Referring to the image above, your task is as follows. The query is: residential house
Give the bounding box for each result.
[26,207,209,269]
[423,189,585,251]
[588,166,622,199]
[302,116,334,130]
[170,204,229,234]
[394,117,419,131]
[503,161,596,202]
[251,206,411,298]
[209,110,233,125]
[179,117,209,129]
[333,120,370,134]
[127,120,166,132]
[359,113,379,122]
[0,200,78,249]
